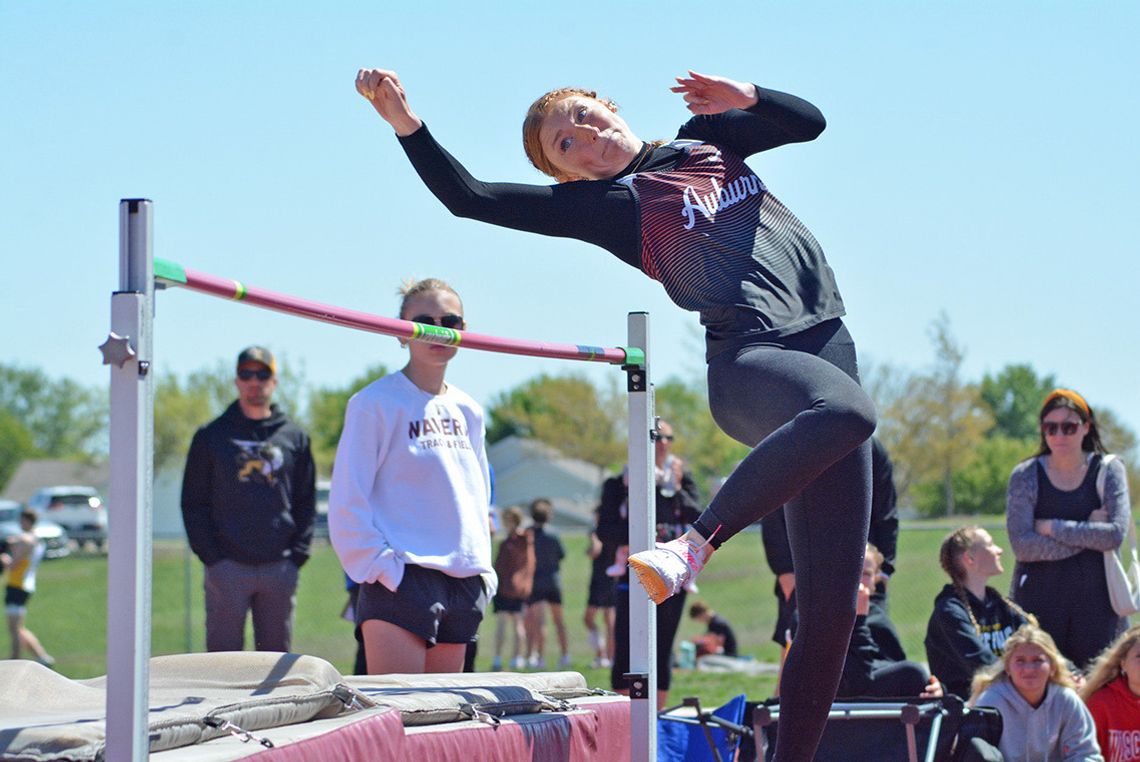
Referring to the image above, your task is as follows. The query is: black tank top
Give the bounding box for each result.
[1034,455,1102,521]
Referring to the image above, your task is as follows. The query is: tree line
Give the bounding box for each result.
[1,315,1135,515]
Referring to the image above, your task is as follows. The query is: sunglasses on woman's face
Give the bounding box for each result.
[409,313,465,330]
[1041,421,1081,437]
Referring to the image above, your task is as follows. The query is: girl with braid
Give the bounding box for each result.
[926,525,1033,699]
[356,67,876,762]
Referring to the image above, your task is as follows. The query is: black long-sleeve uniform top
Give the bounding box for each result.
[397,86,843,360]
[181,402,316,567]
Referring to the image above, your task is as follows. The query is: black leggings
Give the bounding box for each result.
[691,319,875,762]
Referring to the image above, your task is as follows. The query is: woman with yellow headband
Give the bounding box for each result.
[1006,388,1132,670]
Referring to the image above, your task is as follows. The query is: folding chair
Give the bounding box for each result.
[658,694,751,762]
[753,699,950,762]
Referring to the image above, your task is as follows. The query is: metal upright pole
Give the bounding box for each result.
[625,312,656,762]
[102,198,156,761]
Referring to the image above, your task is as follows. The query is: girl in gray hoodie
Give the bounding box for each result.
[971,624,1102,761]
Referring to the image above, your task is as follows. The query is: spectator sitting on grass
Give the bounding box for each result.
[837,543,942,699]
[1079,624,1140,761]
[926,525,1034,700]
[971,624,1102,761]
[688,600,738,657]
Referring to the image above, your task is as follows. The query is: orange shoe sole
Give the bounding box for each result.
[628,557,671,604]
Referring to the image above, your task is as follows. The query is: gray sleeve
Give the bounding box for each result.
[1006,459,1080,563]
[1059,689,1105,762]
[1050,458,1131,552]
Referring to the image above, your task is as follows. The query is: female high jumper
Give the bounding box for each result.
[355,67,876,761]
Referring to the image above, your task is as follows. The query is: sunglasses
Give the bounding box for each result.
[657,434,674,442]
[237,368,273,381]
[1041,421,1082,437]
[410,313,465,330]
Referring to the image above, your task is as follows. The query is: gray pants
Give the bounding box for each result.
[204,558,298,652]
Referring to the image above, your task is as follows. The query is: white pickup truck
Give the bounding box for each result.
[27,486,108,552]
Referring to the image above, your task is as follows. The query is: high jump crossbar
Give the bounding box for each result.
[152,257,645,368]
[104,198,660,761]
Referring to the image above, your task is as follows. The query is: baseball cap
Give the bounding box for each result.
[236,346,276,375]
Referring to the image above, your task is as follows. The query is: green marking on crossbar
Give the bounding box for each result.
[154,258,187,285]
[622,347,646,368]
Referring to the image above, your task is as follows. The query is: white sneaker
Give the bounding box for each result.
[510,656,526,670]
[628,537,708,604]
[527,654,545,670]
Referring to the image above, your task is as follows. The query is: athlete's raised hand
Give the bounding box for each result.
[670,71,758,115]
[356,68,422,136]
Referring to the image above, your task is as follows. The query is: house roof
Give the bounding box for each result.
[2,459,110,503]
[488,436,606,484]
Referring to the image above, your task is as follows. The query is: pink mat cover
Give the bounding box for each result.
[247,698,629,761]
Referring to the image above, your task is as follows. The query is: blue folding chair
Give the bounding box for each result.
[658,694,750,762]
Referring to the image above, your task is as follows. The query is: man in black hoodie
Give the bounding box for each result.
[181,346,316,652]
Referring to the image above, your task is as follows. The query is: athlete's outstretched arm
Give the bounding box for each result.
[353,68,640,265]
[356,68,423,136]
[671,71,759,115]
[674,71,826,158]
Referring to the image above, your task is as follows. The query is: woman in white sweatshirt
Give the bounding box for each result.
[971,624,1103,761]
[329,278,495,674]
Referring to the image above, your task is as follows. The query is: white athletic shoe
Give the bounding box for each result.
[510,656,526,670]
[628,537,708,605]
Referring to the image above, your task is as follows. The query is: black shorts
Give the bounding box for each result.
[492,595,525,614]
[356,564,487,647]
[5,586,31,608]
[771,583,798,647]
[527,584,562,606]
[587,573,616,608]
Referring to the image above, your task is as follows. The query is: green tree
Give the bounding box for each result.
[1095,406,1139,507]
[306,364,389,475]
[913,434,1032,517]
[153,366,231,473]
[0,409,39,491]
[979,364,1057,440]
[0,363,106,461]
[879,315,992,515]
[654,376,749,497]
[486,373,626,469]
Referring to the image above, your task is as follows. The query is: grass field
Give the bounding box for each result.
[15,519,1015,708]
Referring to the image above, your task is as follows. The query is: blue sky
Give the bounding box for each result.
[2,2,1137,436]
